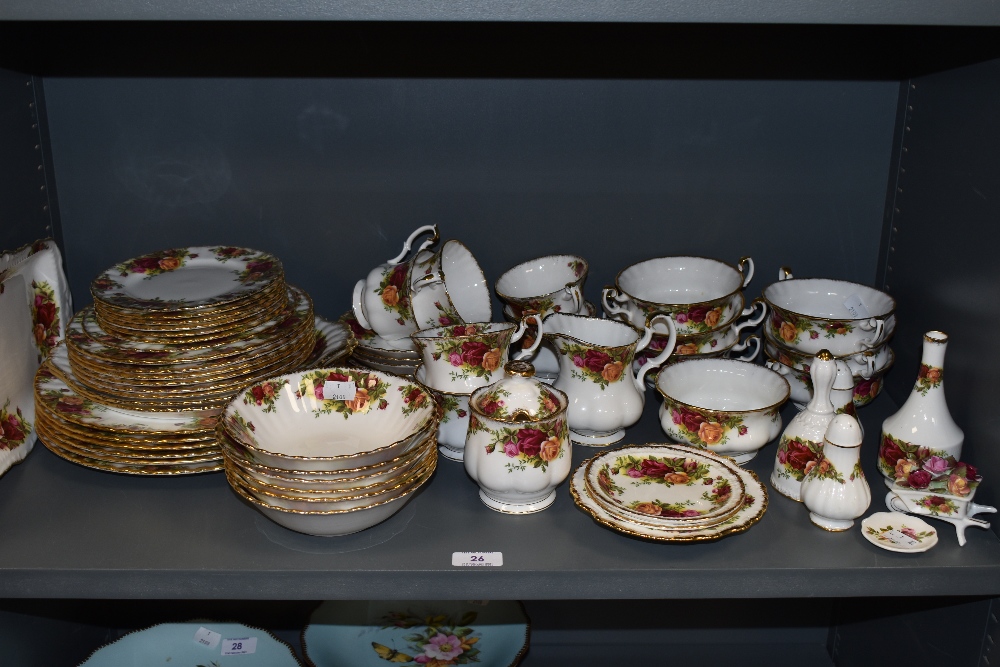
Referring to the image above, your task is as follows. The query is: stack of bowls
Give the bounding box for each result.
[218,367,440,536]
[761,270,895,411]
[602,256,764,383]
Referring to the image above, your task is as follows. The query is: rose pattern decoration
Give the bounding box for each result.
[242,379,289,413]
[30,280,60,361]
[296,369,391,418]
[919,495,960,516]
[914,363,943,396]
[431,329,512,382]
[866,524,935,544]
[209,246,252,262]
[477,418,567,473]
[114,248,194,279]
[606,454,714,492]
[338,312,376,341]
[774,435,823,481]
[877,432,955,480]
[803,455,845,484]
[769,307,855,345]
[374,263,413,326]
[399,384,431,416]
[630,297,731,334]
[569,259,586,278]
[559,342,631,389]
[373,609,482,666]
[888,446,980,498]
[662,399,753,448]
[852,377,880,407]
[437,394,468,424]
[236,253,280,285]
[0,399,32,451]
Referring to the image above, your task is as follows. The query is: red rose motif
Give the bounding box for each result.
[251,386,266,404]
[908,470,932,489]
[480,399,500,416]
[1,417,25,444]
[964,463,980,481]
[452,325,468,336]
[639,459,671,478]
[854,380,873,397]
[687,306,710,323]
[246,260,274,275]
[131,256,161,273]
[326,372,350,382]
[461,341,490,367]
[388,263,407,289]
[880,435,905,469]
[344,317,368,338]
[517,428,546,457]
[785,440,818,471]
[680,409,705,434]
[583,349,612,373]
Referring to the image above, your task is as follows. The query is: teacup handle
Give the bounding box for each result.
[633,314,677,391]
[388,224,439,265]
[728,334,761,362]
[766,359,791,377]
[563,283,583,315]
[601,286,630,320]
[778,266,793,281]
[732,297,767,336]
[512,313,544,361]
[352,279,372,329]
[737,256,755,288]
[411,271,444,293]
[849,351,877,380]
[857,317,886,350]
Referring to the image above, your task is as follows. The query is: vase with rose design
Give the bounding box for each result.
[544,312,677,446]
[464,361,571,513]
[770,349,838,501]
[878,331,964,480]
[801,412,871,531]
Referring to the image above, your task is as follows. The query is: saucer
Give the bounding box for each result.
[861,511,938,553]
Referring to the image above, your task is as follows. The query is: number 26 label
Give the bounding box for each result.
[452,551,503,566]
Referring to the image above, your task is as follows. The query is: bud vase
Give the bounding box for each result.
[878,331,964,480]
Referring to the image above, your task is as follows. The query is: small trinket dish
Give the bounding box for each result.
[861,511,938,553]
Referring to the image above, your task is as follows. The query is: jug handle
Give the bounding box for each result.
[732,297,767,336]
[513,313,544,361]
[737,256,755,288]
[778,266,793,281]
[388,224,439,265]
[633,314,677,391]
[602,285,630,320]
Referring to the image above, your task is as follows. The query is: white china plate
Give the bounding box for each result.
[303,600,529,667]
[92,245,282,310]
[77,621,302,666]
[303,316,355,368]
[861,511,938,553]
[571,444,767,542]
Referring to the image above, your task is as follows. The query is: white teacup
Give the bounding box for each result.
[410,316,543,393]
[352,225,439,341]
[603,255,753,335]
[496,254,588,320]
[410,240,492,329]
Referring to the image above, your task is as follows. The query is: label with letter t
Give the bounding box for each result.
[322,381,357,401]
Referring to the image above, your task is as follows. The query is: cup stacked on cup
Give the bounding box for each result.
[36,246,351,475]
[218,367,440,536]
[602,256,764,384]
[761,268,895,411]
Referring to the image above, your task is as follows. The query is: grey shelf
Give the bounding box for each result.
[1,0,1000,26]
[1,392,998,600]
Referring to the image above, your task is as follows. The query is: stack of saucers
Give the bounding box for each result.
[570,443,767,542]
[339,312,421,377]
[218,366,440,535]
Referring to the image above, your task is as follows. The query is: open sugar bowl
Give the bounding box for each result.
[464,360,571,514]
[656,358,789,465]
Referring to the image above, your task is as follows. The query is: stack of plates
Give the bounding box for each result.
[218,366,440,535]
[339,312,420,377]
[570,444,767,542]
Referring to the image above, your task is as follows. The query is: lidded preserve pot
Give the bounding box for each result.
[879,330,964,479]
[771,349,838,501]
[801,413,871,531]
[464,361,572,514]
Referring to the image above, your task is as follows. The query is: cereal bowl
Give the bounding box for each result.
[656,358,789,464]
[221,367,439,472]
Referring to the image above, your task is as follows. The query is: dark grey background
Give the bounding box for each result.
[44,77,898,318]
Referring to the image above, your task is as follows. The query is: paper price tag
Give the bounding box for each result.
[453,551,503,567]
[883,529,921,548]
[222,637,257,656]
[193,627,221,649]
[322,381,357,401]
[843,294,871,319]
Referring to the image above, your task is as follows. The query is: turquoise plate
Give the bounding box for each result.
[303,600,529,667]
[78,621,303,667]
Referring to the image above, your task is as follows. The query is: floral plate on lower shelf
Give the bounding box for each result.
[303,600,529,667]
[571,444,768,542]
[76,621,302,666]
[861,512,938,553]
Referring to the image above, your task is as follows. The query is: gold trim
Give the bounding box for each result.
[505,360,535,378]
[494,253,588,305]
[613,255,748,309]
[654,358,791,414]
[39,432,223,476]
[467,382,568,424]
[924,331,949,344]
[762,277,897,323]
[540,312,644,350]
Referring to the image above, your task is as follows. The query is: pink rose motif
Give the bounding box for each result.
[671,409,683,426]
[461,340,490,367]
[922,456,951,476]
[313,384,325,400]
[687,306,709,323]
[421,633,465,661]
[710,339,718,348]
[130,256,160,273]
[809,331,820,339]
[675,313,689,324]
[683,510,702,517]
[777,448,788,464]
[737,425,748,436]
[573,355,585,368]
[907,470,932,489]
[438,316,453,326]
[504,440,519,457]
[449,352,463,366]
[627,469,643,478]
[854,379,873,397]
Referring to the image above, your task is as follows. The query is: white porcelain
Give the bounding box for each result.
[352,225,440,340]
[0,238,72,362]
[0,274,38,476]
[410,240,492,329]
[221,367,439,472]
[763,270,895,356]
[766,348,893,411]
[801,413,871,531]
[464,361,571,513]
[862,512,938,553]
[570,444,769,542]
[878,331,964,480]
[603,255,753,335]
[544,312,676,446]
[496,254,588,319]
[656,359,788,465]
[771,350,838,501]
[763,329,891,379]
[410,316,542,393]
[886,491,992,547]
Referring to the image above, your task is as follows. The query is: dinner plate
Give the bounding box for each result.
[303,600,529,667]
